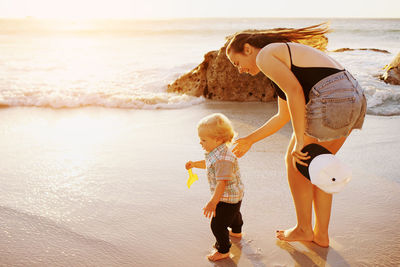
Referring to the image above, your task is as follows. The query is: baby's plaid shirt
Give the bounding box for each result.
[205,144,244,204]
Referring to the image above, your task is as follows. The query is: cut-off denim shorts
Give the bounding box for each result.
[305,70,367,142]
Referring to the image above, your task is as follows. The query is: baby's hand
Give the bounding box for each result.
[203,201,217,219]
[185,161,194,170]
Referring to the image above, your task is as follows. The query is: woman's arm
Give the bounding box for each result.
[256,44,310,166]
[247,97,291,143]
[232,97,290,157]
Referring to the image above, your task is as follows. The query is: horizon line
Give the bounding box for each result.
[1,16,399,20]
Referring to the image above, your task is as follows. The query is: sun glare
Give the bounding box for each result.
[9,0,136,19]
[1,0,399,19]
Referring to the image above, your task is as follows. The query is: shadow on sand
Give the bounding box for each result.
[211,236,266,267]
[276,240,350,267]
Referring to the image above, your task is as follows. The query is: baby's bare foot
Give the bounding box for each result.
[229,230,242,238]
[207,251,230,261]
[276,226,313,242]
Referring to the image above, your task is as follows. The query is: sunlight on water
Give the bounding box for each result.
[0,18,398,112]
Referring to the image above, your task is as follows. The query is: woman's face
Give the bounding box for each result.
[227,44,260,76]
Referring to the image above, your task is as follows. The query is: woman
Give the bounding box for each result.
[226,23,366,247]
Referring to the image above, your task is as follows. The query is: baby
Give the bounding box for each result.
[185,113,244,261]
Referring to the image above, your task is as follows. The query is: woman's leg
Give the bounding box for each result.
[312,185,332,247]
[277,134,314,242]
[312,135,347,247]
[277,134,348,246]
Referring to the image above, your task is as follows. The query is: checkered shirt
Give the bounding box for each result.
[205,144,244,204]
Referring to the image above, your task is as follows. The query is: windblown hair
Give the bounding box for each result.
[197,113,236,144]
[226,22,330,54]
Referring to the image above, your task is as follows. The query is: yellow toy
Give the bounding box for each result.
[187,168,198,188]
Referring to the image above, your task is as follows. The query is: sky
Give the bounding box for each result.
[0,0,399,19]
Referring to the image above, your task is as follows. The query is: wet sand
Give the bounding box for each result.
[0,101,399,266]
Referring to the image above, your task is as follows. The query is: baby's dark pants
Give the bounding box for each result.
[211,201,243,254]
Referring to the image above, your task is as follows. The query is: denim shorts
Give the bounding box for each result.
[305,70,367,142]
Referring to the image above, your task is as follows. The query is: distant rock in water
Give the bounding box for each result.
[332,48,390,54]
[167,28,328,102]
[381,52,400,85]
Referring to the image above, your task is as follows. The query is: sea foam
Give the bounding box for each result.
[0,18,399,115]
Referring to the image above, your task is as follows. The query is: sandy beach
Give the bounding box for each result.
[0,101,399,266]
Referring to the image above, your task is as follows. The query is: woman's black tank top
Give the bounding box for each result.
[274,43,343,102]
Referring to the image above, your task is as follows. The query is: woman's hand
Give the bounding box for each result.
[291,140,310,169]
[232,137,253,158]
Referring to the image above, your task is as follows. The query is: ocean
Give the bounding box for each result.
[1,17,400,266]
[0,17,399,115]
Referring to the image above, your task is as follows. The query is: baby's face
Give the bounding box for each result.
[198,129,223,153]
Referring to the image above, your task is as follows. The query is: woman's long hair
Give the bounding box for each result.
[226,22,330,54]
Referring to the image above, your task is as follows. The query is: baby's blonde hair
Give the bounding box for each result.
[197,113,236,144]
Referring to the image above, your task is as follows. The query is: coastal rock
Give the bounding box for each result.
[167,28,328,101]
[381,52,400,85]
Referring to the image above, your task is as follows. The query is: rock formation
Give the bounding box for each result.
[381,52,400,85]
[167,28,328,102]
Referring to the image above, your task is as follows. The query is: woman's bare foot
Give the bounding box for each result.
[313,230,329,247]
[207,251,230,261]
[276,226,313,242]
[229,230,242,238]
